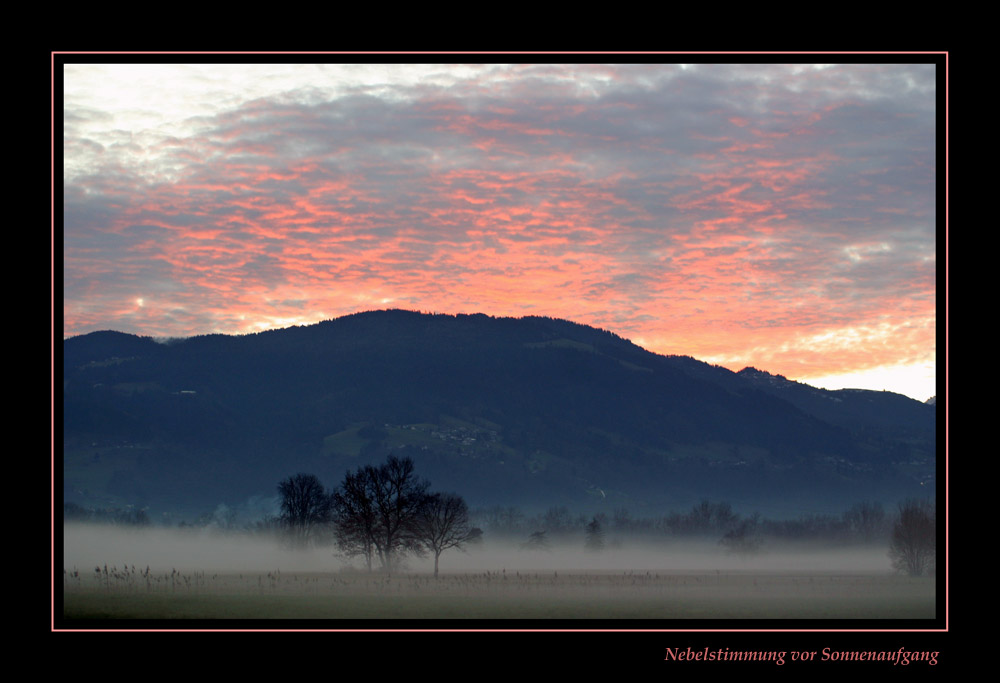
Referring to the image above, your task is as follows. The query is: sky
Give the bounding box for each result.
[61,60,940,402]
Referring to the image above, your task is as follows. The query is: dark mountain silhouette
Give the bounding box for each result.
[61,310,936,518]
[736,367,936,440]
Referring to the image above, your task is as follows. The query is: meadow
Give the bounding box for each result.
[62,567,935,621]
[59,524,935,624]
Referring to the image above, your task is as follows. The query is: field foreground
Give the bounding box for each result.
[61,569,935,621]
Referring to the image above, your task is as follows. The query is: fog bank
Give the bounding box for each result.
[62,524,895,575]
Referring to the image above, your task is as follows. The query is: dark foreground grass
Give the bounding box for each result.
[61,571,935,621]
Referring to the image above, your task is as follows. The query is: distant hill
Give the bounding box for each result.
[61,310,936,519]
[736,367,935,440]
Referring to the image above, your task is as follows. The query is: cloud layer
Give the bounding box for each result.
[62,62,938,399]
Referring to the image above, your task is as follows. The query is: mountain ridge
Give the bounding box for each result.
[61,309,936,518]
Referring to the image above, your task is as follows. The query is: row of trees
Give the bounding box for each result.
[477,500,890,543]
[63,502,151,526]
[277,455,481,576]
[475,498,936,575]
[498,500,917,538]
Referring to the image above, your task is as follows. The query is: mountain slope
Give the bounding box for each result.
[61,310,936,517]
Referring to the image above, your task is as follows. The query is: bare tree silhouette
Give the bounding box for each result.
[412,493,481,577]
[888,498,935,576]
[332,454,429,572]
[277,473,331,548]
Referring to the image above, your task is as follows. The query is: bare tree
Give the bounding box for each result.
[371,455,431,572]
[584,516,605,552]
[542,506,573,536]
[483,505,524,537]
[521,530,550,551]
[888,498,936,576]
[665,500,738,537]
[331,454,430,572]
[844,500,887,543]
[277,473,332,548]
[719,512,762,556]
[331,466,380,571]
[412,493,482,577]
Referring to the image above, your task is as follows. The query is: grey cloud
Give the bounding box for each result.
[63,63,937,366]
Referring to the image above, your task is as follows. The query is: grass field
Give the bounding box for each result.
[59,524,936,625]
[61,568,935,622]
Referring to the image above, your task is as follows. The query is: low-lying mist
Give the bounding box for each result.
[63,523,895,576]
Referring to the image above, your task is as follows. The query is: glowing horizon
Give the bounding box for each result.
[61,61,939,402]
